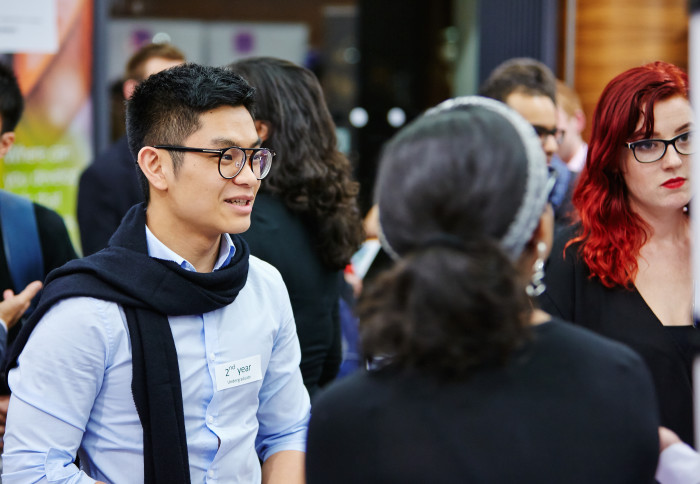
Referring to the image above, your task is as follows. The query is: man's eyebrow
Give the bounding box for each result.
[210,137,262,148]
[210,137,237,148]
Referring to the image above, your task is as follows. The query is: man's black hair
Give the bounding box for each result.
[126,63,256,202]
[0,62,24,134]
[479,57,557,105]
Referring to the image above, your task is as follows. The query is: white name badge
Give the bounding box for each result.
[214,355,263,391]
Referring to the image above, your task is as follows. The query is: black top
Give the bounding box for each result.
[77,136,143,256]
[539,225,698,445]
[0,202,77,293]
[241,193,341,398]
[307,319,659,484]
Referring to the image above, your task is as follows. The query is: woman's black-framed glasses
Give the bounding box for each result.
[625,131,694,163]
[152,145,275,179]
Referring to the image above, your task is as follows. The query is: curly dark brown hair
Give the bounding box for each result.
[228,57,364,270]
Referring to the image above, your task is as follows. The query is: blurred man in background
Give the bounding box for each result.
[479,57,577,226]
[77,42,185,255]
[555,79,588,173]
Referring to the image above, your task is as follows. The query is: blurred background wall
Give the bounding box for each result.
[1,0,691,233]
[104,0,689,213]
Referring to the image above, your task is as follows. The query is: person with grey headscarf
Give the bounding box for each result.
[305,97,660,483]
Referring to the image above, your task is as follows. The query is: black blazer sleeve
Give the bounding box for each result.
[35,203,78,277]
[77,137,142,256]
[538,225,579,320]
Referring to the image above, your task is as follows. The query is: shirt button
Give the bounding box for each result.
[207,415,214,424]
[208,469,215,478]
[208,352,216,362]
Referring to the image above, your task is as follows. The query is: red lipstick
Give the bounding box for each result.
[662,177,686,189]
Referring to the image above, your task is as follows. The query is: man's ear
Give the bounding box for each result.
[574,109,586,134]
[0,131,15,159]
[123,79,139,100]
[254,120,271,142]
[137,146,169,193]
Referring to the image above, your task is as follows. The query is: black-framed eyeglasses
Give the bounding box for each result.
[532,125,565,146]
[625,131,694,163]
[152,145,275,179]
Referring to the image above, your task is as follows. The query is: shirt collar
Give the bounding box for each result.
[145,226,236,272]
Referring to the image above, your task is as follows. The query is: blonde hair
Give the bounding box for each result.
[555,79,582,117]
[125,43,186,82]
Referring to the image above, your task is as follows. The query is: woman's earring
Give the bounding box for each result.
[526,241,547,297]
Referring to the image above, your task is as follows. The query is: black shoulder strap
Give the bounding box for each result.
[0,190,44,293]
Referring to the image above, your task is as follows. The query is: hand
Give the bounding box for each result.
[0,280,43,330]
[659,426,682,452]
[343,271,363,299]
[363,204,380,239]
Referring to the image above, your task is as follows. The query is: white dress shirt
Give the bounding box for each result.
[2,229,310,483]
[567,142,588,173]
[657,442,700,484]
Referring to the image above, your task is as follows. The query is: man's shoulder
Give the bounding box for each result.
[31,201,66,225]
[0,191,62,229]
[44,295,121,319]
[242,255,292,309]
[30,202,76,258]
[247,254,285,286]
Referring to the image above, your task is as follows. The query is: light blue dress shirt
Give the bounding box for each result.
[2,229,310,483]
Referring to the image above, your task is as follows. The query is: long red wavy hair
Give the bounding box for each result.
[569,61,689,288]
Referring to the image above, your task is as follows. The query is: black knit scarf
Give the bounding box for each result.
[5,203,250,484]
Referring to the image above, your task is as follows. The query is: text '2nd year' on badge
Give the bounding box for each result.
[215,355,262,391]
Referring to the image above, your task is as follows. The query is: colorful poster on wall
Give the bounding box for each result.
[1,0,93,252]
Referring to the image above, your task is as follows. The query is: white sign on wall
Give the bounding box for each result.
[207,22,308,68]
[107,19,309,83]
[108,20,205,83]
[0,0,58,53]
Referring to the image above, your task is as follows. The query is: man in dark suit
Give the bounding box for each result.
[479,58,578,227]
[77,43,185,255]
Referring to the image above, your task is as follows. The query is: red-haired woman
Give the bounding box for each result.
[540,61,696,445]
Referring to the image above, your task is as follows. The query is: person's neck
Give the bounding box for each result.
[529,308,551,326]
[145,204,221,273]
[633,203,689,243]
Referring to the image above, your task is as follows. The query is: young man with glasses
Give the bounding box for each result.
[2,64,309,484]
[479,57,577,227]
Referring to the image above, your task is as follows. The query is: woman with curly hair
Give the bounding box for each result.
[228,57,364,398]
[540,61,696,445]
[306,97,659,483]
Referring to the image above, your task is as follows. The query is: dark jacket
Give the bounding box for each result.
[241,193,342,398]
[77,136,143,255]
